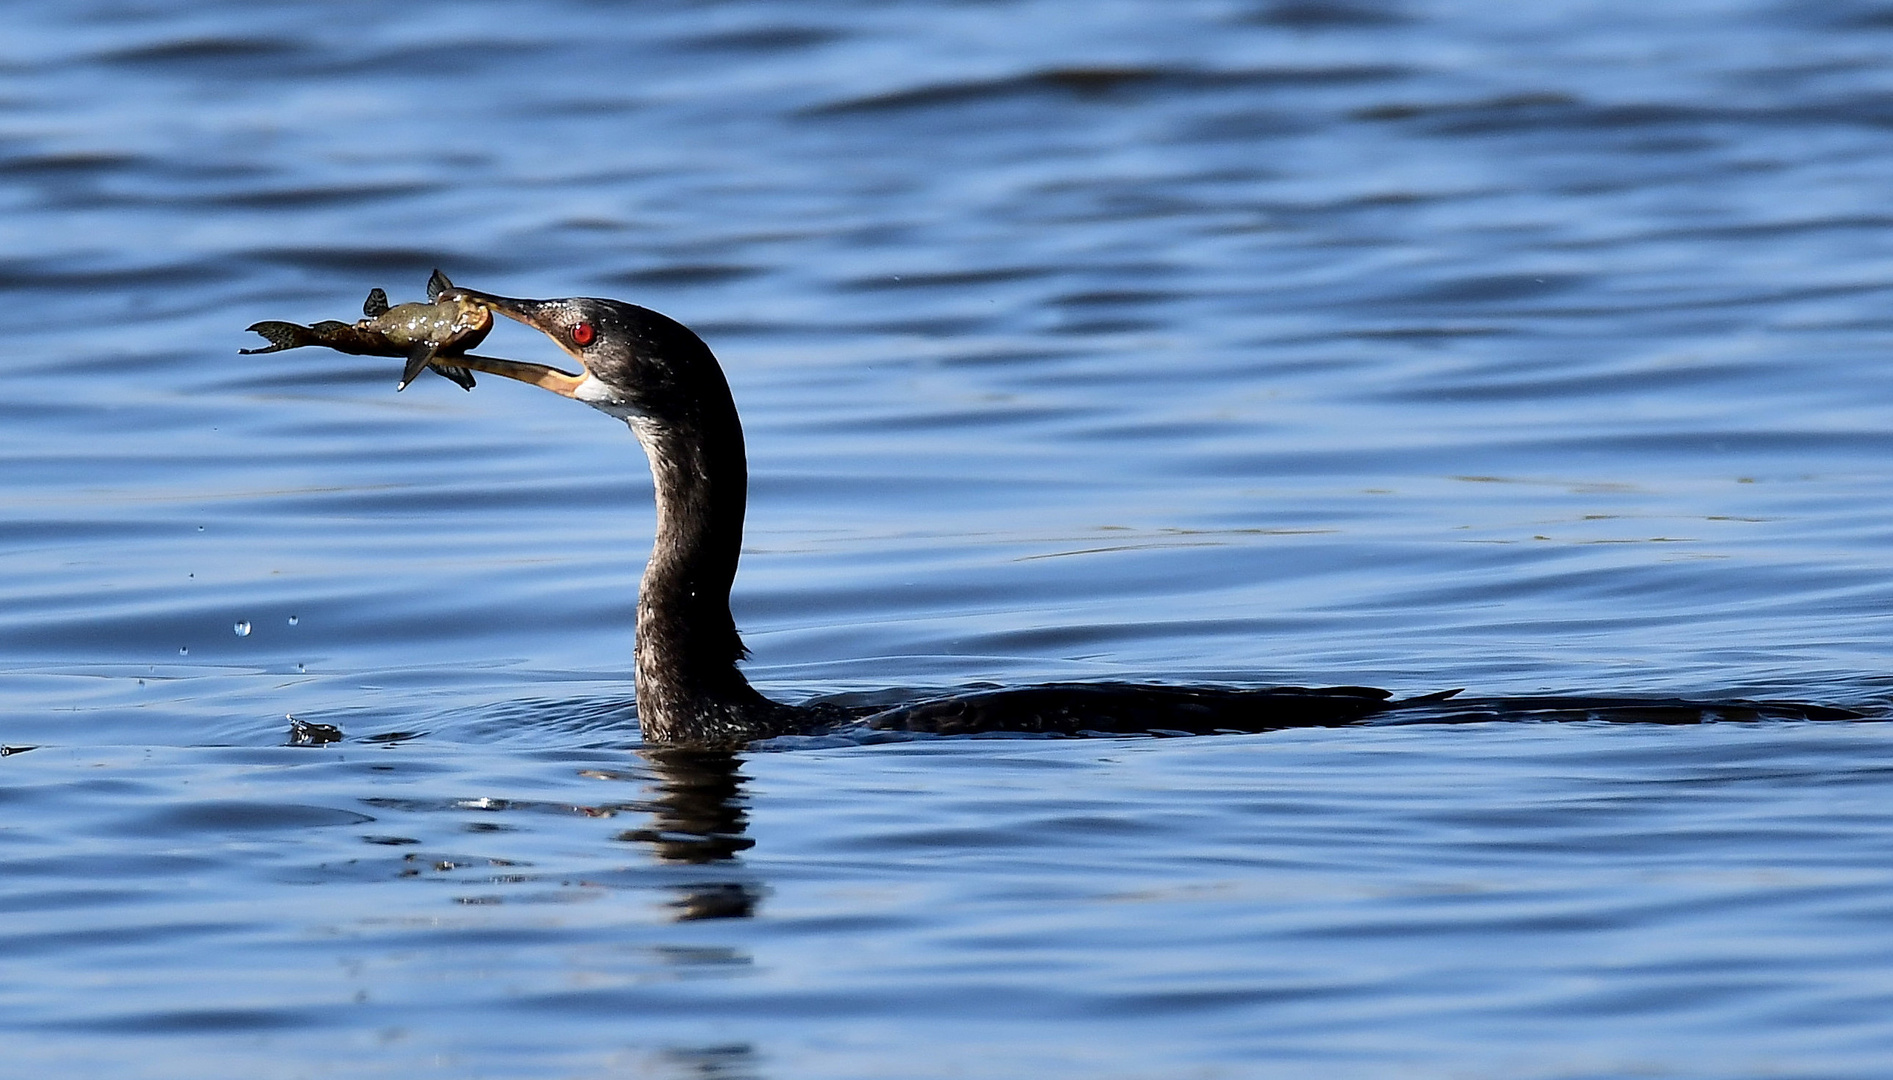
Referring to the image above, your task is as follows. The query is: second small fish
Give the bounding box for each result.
[241,270,492,390]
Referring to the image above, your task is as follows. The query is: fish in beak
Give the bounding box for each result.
[429,286,591,398]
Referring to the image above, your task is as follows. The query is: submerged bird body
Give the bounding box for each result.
[858,682,1420,736]
[243,270,491,390]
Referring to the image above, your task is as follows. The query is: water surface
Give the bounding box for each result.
[4,1,1893,1076]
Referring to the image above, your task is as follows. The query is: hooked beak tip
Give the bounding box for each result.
[440,287,546,327]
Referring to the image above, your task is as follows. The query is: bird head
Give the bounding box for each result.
[438,286,727,429]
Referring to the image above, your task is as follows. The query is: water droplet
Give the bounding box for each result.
[197,525,205,532]
[234,621,252,637]
[296,662,306,673]
[137,678,145,687]
[178,646,188,655]
[288,615,299,626]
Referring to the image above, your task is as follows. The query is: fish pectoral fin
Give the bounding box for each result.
[395,342,478,392]
[426,269,452,302]
[430,363,477,391]
[398,343,442,391]
[362,288,390,318]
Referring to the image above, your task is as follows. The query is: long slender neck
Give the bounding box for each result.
[624,374,785,744]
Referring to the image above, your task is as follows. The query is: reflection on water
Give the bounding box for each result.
[623,749,764,921]
[658,1044,763,1080]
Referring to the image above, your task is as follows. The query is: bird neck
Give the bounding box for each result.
[625,388,783,744]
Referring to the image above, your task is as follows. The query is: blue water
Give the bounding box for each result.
[6,0,1893,1075]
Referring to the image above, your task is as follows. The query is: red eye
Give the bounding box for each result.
[571,321,595,347]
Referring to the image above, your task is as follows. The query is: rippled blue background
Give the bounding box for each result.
[6,1,1893,1076]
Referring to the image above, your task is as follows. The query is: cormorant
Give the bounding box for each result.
[426,285,1864,746]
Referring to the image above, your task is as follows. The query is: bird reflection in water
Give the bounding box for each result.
[654,1043,763,1080]
[616,748,764,921]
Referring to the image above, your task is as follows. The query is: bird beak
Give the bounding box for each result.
[435,287,588,398]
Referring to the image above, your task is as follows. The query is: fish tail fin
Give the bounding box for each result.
[240,321,314,354]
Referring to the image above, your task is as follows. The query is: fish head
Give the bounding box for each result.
[442,295,494,344]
